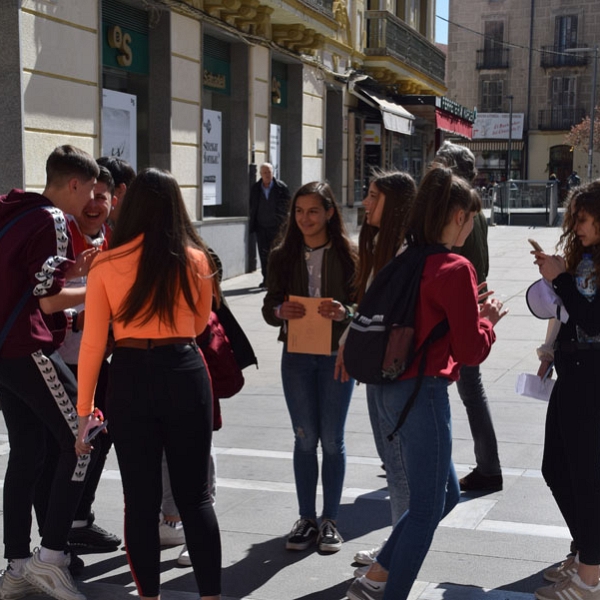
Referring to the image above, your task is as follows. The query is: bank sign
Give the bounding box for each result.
[472,113,525,140]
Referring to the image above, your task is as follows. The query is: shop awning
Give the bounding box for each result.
[350,86,415,135]
[435,109,473,139]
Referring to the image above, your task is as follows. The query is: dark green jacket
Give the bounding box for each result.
[455,212,489,284]
[262,245,355,352]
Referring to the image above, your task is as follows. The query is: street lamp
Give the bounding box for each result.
[506,95,514,181]
[565,46,598,182]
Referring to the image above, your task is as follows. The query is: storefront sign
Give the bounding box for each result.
[101,89,137,171]
[203,56,230,95]
[270,124,281,179]
[440,97,476,123]
[102,23,148,75]
[203,71,226,90]
[364,123,382,145]
[472,113,525,140]
[202,109,222,206]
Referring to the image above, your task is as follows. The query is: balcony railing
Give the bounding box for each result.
[298,0,334,17]
[364,11,446,86]
[538,108,586,130]
[476,48,510,69]
[540,45,590,68]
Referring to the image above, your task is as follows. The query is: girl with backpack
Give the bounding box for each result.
[347,166,506,600]
[531,181,600,600]
[335,171,417,565]
[262,181,357,553]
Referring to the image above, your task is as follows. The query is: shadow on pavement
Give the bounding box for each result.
[223,286,265,297]
[337,494,392,542]
[293,579,353,600]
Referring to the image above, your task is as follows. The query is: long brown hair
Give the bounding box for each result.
[354,171,416,301]
[269,181,357,296]
[559,180,600,276]
[405,167,481,246]
[107,168,220,327]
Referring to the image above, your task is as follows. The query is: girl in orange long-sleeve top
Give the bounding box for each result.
[76,168,221,600]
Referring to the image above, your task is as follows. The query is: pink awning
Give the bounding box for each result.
[436,109,473,139]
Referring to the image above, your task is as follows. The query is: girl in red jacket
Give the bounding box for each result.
[347,166,506,600]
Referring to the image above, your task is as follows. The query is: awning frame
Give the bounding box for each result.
[349,83,415,136]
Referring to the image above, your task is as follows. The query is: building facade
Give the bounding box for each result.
[2,0,449,277]
[446,0,599,195]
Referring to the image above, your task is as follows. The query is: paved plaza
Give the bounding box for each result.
[0,223,572,599]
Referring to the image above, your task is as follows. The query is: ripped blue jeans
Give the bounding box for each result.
[281,348,355,521]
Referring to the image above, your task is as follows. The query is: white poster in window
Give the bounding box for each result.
[270,124,281,179]
[364,123,382,145]
[472,113,524,140]
[101,89,137,171]
[202,109,222,206]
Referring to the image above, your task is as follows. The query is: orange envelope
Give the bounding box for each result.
[287,295,332,355]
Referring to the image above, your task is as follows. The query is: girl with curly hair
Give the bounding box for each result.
[532,180,600,600]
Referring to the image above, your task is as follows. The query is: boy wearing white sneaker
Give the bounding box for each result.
[0,146,100,600]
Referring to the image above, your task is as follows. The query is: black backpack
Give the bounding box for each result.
[344,244,450,439]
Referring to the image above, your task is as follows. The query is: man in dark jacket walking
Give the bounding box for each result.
[435,141,503,493]
[249,163,290,287]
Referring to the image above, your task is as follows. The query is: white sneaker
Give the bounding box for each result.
[354,540,386,565]
[22,549,85,600]
[159,520,185,546]
[0,564,40,600]
[354,565,370,578]
[177,545,191,567]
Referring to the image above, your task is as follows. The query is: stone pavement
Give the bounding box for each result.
[0,224,572,599]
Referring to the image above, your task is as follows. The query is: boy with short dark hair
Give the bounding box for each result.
[0,145,99,600]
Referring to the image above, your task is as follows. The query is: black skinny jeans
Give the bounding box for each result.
[542,348,600,565]
[0,350,94,558]
[107,342,221,597]
[34,360,112,529]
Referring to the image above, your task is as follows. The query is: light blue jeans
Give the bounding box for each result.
[367,384,410,525]
[281,349,355,522]
[374,377,460,600]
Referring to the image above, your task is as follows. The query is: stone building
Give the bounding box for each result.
[1,0,463,276]
[446,0,599,193]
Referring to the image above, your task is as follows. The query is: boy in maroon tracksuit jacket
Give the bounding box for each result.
[0,145,99,600]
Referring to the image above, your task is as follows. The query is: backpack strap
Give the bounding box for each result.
[386,318,449,441]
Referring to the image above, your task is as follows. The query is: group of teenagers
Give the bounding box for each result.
[0,139,599,600]
[262,142,600,600]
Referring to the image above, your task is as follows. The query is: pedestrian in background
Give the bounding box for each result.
[262,181,357,553]
[249,162,291,288]
[433,141,503,492]
[76,168,222,600]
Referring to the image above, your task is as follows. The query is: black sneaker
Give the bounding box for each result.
[285,518,318,551]
[317,519,343,553]
[67,548,85,577]
[68,513,121,554]
[459,468,503,492]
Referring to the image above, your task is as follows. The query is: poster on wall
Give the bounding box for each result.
[472,113,524,140]
[364,123,382,145]
[101,89,137,171]
[270,124,281,179]
[202,109,222,206]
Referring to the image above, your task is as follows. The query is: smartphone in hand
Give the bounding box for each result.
[528,239,544,253]
[84,420,108,444]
